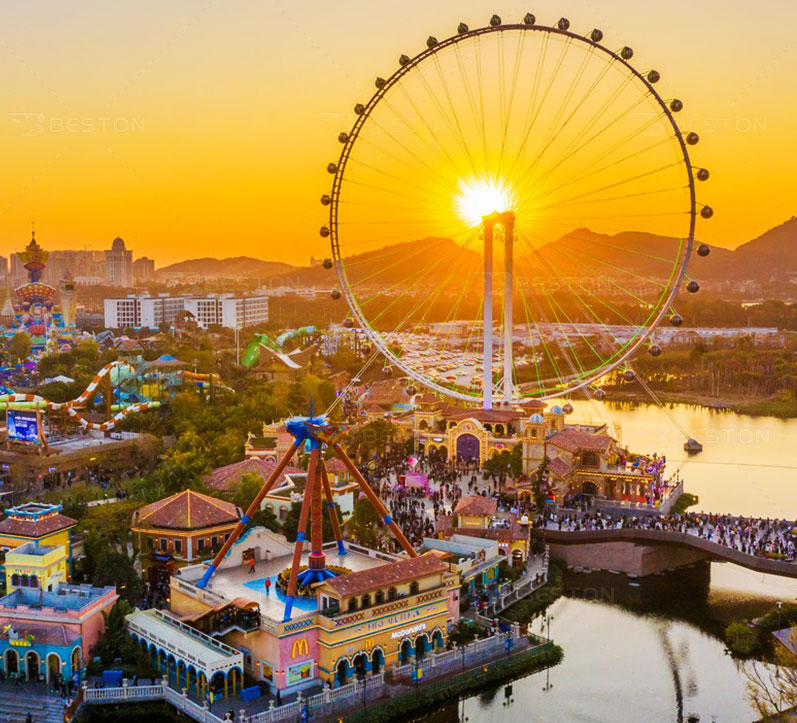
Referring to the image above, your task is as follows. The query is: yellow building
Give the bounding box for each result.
[5,542,69,592]
[0,503,77,584]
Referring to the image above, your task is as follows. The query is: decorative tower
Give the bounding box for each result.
[59,270,77,328]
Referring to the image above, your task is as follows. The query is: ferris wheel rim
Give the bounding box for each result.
[328,19,697,403]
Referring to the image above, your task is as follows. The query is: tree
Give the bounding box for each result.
[530,457,550,511]
[232,471,266,510]
[8,332,31,362]
[283,499,338,543]
[743,629,797,718]
[346,497,383,548]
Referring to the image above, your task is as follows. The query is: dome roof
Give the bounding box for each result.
[528,414,544,424]
[550,405,563,414]
[111,237,126,251]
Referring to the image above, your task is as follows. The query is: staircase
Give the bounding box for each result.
[0,691,64,723]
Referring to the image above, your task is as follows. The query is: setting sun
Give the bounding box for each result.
[454,176,517,227]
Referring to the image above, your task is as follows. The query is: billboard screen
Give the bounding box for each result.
[7,410,39,442]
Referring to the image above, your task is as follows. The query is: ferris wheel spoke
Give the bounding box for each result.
[453,42,488,165]
[497,28,527,176]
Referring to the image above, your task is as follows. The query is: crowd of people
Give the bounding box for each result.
[545,509,797,560]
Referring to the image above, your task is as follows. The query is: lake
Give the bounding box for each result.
[455,402,797,723]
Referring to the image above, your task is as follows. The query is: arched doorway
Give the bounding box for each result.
[5,649,18,676]
[432,630,444,652]
[371,648,384,674]
[456,434,480,462]
[581,481,597,496]
[414,634,429,661]
[71,647,82,677]
[352,652,367,678]
[209,671,226,699]
[399,639,411,665]
[46,653,61,685]
[335,659,348,686]
[25,651,39,681]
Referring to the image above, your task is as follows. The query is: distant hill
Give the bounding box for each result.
[157,256,294,279]
[719,216,797,280]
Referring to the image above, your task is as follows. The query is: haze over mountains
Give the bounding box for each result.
[157,216,797,284]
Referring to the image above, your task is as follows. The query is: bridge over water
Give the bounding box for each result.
[535,527,797,578]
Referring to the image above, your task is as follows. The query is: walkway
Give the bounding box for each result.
[538,513,797,578]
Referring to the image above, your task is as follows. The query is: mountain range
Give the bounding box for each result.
[156,216,797,284]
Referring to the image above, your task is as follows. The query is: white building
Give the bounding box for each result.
[104,294,268,330]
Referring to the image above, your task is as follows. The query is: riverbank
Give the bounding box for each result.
[603,389,797,418]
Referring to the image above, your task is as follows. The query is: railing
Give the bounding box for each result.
[84,684,164,702]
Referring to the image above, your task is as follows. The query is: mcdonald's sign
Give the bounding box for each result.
[291,638,309,659]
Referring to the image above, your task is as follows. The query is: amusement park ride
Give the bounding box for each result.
[196,409,416,621]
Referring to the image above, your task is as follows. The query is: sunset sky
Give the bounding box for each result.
[1,0,795,266]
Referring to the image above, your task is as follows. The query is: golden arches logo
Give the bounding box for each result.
[291,639,309,659]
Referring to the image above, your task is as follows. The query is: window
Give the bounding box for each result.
[375,590,384,605]
[159,538,167,552]
[409,581,419,595]
[361,594,371,609]
[347,598,357,612]
[174,540,183,555]
[198,538,206,551]
[388,587,397,601]
[20,574,28,588]
[30,575,38,588]
[11,574,19,587]
[147,538,154,550]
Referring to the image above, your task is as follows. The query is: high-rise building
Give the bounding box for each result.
[104,237,133,288]
[133,256,155,284]
[0,256,8,284]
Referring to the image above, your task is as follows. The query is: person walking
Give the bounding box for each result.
[248,557,256,575]
[264,577,271,595]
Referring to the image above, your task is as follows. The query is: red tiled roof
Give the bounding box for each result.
[205,458,303,493]
[454,496,497,517]
[518,400,547,410]
[548,457,573,478]
[322,553,449,597]
[435,514,453,533]
[324,457,349,474]
[132,490,240,531]
[0,512,77,539]
[548,431,613,453]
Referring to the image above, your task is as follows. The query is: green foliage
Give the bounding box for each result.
[282,499,338,543]
[346,496,383,547]
[90,600,153,674]
[725,621,761,656]
[502,559,565,622]
[447,619,481,645]
[7,332,31,362]
[345,418,399,460]
[671,492,700,514]
[530,457,550,511]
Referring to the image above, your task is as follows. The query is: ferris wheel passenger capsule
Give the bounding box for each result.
[670,314,683,327]
[558,18,570,31]
[623,369,635,382]
[383,366,394,376]
[399,54,411,67]
[670,99,684,112]
[562,403,574,415]
[406,385,417,396]
[700,206,714,219]
[686,132,699,145]
[343,318,355,328]
[687,280,700,293]
[319,226,330,238]
[330,289,341,300]
[649,344,662,357]
[523,13,536,25]
[647,70,661,83]
[360,344,372,356]
[621,46,634,60]
[697,244,710,257]
[696,168,710,182]
[458,22,470,33]
[322,258,334,269]
[375,77,386,89]
[490,15,502,26]
[338,132,349,143]
[354,103,365,115]
[327,163,338,174]
[590,28,603,42]
[593,388,606,401]
[426,36,438,48]
[320,194,331,206]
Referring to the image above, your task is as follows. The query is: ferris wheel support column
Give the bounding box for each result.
[482,216,495,410]
[501,211,515,404]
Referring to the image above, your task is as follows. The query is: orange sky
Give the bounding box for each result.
[1,0,795,266]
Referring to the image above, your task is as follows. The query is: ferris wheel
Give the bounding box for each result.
[321,15,712,407]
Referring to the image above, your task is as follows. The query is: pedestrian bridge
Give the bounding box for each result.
[535,528,797,578]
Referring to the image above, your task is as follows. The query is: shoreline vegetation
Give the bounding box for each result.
[603,389,797,419]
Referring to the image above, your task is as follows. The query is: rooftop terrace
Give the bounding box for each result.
[0,582,116,612]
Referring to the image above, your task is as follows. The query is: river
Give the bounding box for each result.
[454,402,797,723]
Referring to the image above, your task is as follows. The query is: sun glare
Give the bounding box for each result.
[454,176,517,227]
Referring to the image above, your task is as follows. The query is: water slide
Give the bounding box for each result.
[0,360,159,431]
[242,328,316,369]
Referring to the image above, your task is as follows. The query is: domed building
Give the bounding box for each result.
[104,236,133,287]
